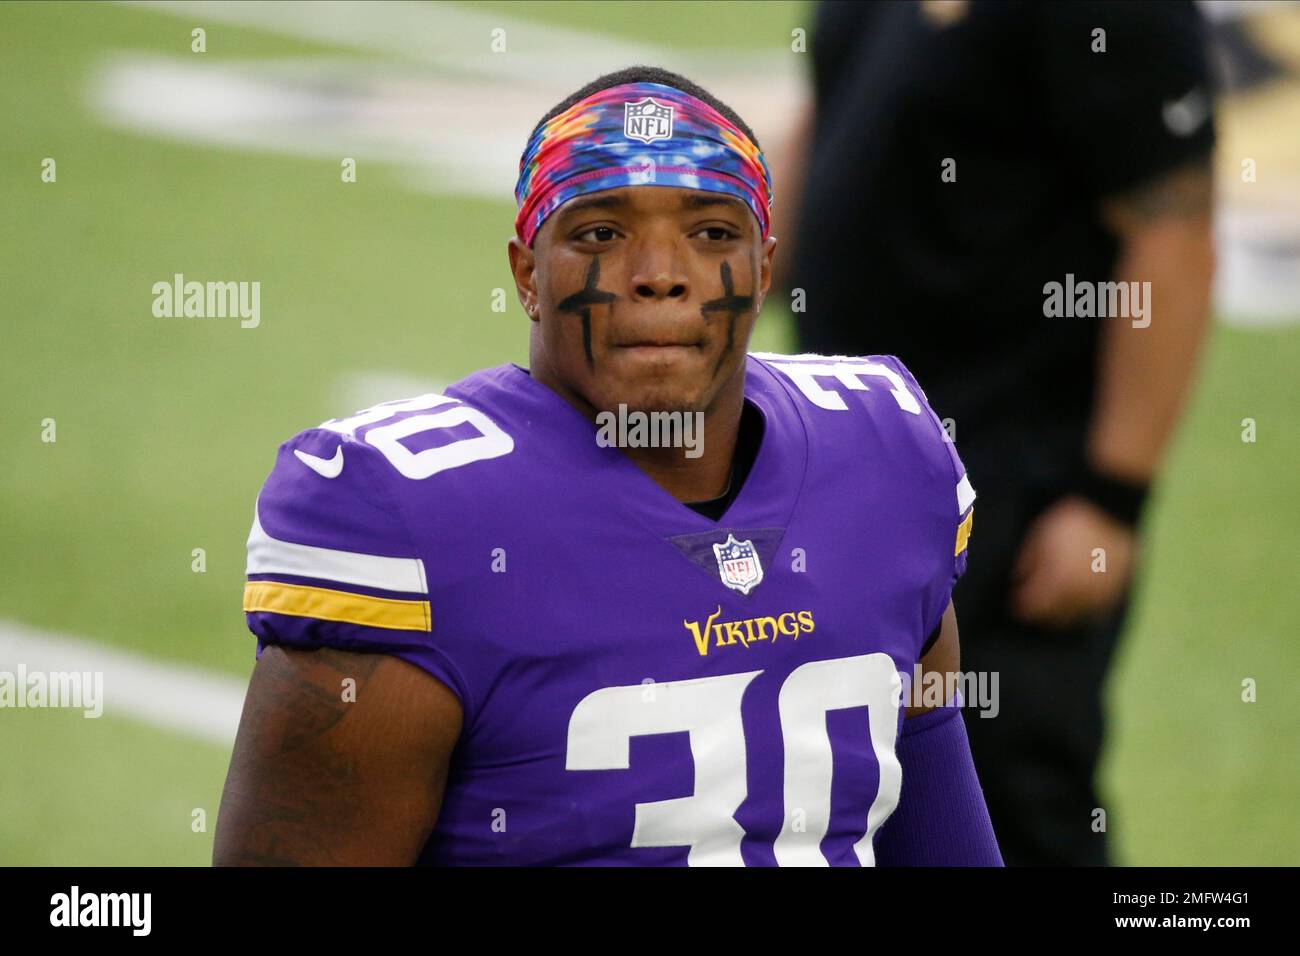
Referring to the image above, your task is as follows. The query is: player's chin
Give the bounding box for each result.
[600,345,712,412]
[606,343,709,379]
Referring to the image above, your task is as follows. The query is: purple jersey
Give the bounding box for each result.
[243,352,975,866]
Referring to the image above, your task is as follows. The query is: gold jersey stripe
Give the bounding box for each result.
[243,580,431,632]
[955,508,974,556]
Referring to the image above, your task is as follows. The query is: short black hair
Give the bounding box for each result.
[526,65,761,151]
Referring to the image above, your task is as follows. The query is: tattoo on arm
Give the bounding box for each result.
[215,647,449,866]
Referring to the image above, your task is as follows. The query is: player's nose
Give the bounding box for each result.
[631,273,687,302]
[628,238,688,302]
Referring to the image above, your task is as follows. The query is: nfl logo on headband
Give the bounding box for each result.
[623,97,674,144]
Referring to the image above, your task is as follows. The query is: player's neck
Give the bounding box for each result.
[531,367,744,504]
[620,394,742,504]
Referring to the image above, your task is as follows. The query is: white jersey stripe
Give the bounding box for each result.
[956,473,976,515]
[246,507,428,595]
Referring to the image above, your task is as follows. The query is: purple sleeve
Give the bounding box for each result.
[874,692,1003,867]
[242,427,470,708]
[873,355,976,636]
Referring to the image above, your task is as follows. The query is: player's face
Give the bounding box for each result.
[510,186,776,417]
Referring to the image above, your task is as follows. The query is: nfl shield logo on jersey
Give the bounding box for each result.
[623,97,674,144]
[712,533,764,595]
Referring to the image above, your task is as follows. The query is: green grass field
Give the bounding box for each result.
[1,0,1296,866]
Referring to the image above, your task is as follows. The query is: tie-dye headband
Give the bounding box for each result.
[514,81,772,248]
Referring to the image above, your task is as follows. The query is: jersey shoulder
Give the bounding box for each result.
[750,350,975,569]
[751,349,960,468]
[243,405,439,649]
[242,375,521,705]
[252,382,515,545]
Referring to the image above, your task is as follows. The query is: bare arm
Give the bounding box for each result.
[1013,159,1215,627]
[905,600,959,719]
[213,645,463,866]
[1091,157,1216,481]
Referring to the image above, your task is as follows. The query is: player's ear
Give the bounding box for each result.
[507,235,540,322]
[757,233,778,310]
[761,234,778,283]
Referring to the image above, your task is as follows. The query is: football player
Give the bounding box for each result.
[214,66,1002,866]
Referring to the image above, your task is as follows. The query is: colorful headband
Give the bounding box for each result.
[514,81,772,248]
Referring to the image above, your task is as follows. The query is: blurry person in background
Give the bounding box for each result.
[772,0,1216,865]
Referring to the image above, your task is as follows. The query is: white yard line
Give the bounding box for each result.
[117,0,770,82]
[103,1,1298,326]
[99,0,803,199]
[0,620,246,746]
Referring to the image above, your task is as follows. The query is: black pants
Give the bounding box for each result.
[953,428,1131,866]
